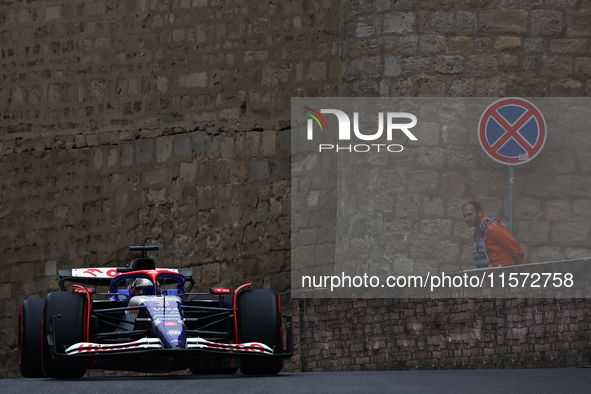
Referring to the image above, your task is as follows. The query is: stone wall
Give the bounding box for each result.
[341,0,591,98]
[285,294,591,371]
[336,1,591,267]
[290,0,590,372]
[0,0,339,361]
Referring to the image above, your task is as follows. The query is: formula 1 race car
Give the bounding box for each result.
[18,246,293,378]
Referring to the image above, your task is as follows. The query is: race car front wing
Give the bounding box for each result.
[66,338,274,355]
[49,315,294,361]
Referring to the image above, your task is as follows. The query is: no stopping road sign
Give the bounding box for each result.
[478,98,547,165]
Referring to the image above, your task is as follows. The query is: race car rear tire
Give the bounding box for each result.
[18,298,45,378]
[42,291,87,379]
[237,289,283,375]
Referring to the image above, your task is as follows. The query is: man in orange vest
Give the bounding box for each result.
[462,201,525,268]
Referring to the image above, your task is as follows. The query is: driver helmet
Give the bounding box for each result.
[130,278,160,296]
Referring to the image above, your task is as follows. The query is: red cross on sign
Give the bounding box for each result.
[478,98,547,165]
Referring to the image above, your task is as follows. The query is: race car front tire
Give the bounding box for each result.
[237,289,283,375]
[42,291,87,379]
[18,298,45,378]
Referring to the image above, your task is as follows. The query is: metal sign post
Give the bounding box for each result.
[508,166,514,234]
[478,98,547,234]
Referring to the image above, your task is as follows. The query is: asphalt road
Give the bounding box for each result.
[3,368,590,394]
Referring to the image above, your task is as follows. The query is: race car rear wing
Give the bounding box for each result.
[58,267,194,291]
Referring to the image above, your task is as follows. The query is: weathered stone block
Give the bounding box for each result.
[531,10,564,36]
[156,136,173,163]
[424,197,444,217]
[544,200,570,221]
[456,11,477,35]
[244,132,260,157]
[495,36,521,51]
[420,219,452,235]
[271,158,288,175]
[446,146,477,167]
[179,162,198,183]
[201,263,220,285]
[413,122,439,146]
[378,170,406,194]
[44,260,56,277]
[508,77,547,96]
[555,175,591,198]
[384,56,401,77]
[192,131,205,157]
[179,72,207,88]
[550,39,587,54]
[220,135,234,159]
[384,13,416,35]
[525,174,554,197]
[107,148,118,167]
[441,172,466,197]
[220,108,240,119]
[395,195,421,217]
[417,147,446,167]
[307,61,327,81]
[0,283,12,301]
[398,35,418,55]
[402,57,430,75]
[174,134,191,157]
[356,22,374,38]
[574,57,591,77]
[410,239,434,256]
[480,11,528,34]
[146,189,166,204]
[448,78,474,97]
[573,200,591,218]
[251,158,269,180]
[430,12,453,34]
[145,168,169,185]
[529,246,563,263]
[435,240,460,263]
[545,0,577,6]
[474,37,492,53]
[541,57,573,75]
[414,76,445,96]
[384,218,413,236]
[45,6,60,21]
[93,148,103,169]
[262,130,276,156]
[475,77,507,96]
[135,139,153,164]
[408,170,438,193]
[524,38,546,52]
[516,221,549,244]
[433,55,464,74]
[121,143,133,166]
[567,9,591,36]
[550,222,590,244]
[564,247,591,259]
[420,36,446,54]
[466,55,498,75]
[550,79,584,97]
[447,36,473,53]
[297,228,319,246]
[453,215,473,239]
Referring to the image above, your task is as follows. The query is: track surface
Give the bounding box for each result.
[4,368,590,394]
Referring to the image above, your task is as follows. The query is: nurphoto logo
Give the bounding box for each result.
[303,107,418,153]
